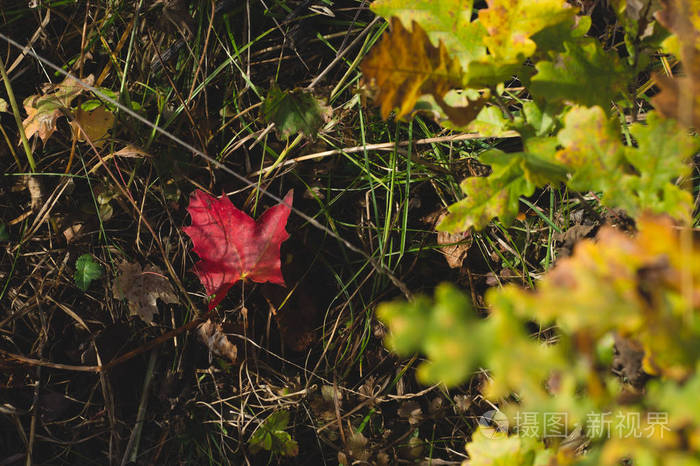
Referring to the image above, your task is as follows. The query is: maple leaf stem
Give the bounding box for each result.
[0,56,36,172]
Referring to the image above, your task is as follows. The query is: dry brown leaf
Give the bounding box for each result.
[362,18,483,123]
[71,106,115,148]
[112,261,178,323]
[436,213,472,268]
[196,319,238,363]
[114,144,152,158]
[22,74,95,143]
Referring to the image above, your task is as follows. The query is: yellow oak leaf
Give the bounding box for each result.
[361,18,485,124]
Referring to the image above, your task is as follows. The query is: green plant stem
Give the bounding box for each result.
[0,57,36,172]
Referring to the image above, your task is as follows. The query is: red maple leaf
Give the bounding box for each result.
[183,189,293,310]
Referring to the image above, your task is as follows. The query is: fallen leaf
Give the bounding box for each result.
[74,254,103,292]
[436,213,472,268]
[183,190,293,310]
[22,74,95,143]
[113,144,152,158]
[261,85,331,140]
[71,105,115,148]
[112,261,178,323]
[197,319,238,363]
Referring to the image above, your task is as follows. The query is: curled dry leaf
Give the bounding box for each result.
[196,319,238,363]
[112,261,178,323]
[22,74,95,143]
[436,212,472,268]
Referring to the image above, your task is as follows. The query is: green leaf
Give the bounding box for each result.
[556,107,695,221]
[531,14,591,54]
[555,105,625,193]
[371,0,487,69]
[621,111,697,220]
[248,411,299,457]
[467,105,512,136]
[74,254,103,292]
[477,0,578,63]
[438,150,566,232]
[377,283,482,386]
[261,85,330,140]
[530,39,631,108]
[466,427,557,465]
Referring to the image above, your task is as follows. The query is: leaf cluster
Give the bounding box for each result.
[362,0,698,232]
[378,216,700,463]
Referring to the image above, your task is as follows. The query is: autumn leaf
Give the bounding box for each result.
[478,0,578,63]
[197,319,238,364]
[370,0,487,69]
[437,150,566,232]
[112,261,178,323]
[183,190,293,310]
[70,105,115,148]
[362,18,484,124]
[555,106,696,220]
[22,74,95,143]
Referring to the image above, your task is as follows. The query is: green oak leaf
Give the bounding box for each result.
[555,105,625,193]
[467,105,511,136]
[74,254,103,292]
[261,85,330,140]
[621,111,696,220]
[438,150,566,232]
[466,427,557,465]
[371,0,487,69]
[530,39,631,109]
[377,283,483,387]
[556,107,695,221]
[531,13,591,55]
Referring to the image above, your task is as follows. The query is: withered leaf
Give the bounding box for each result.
[197,319,238,364]
[112,261,178,323]
[362,18,483,124]
[436,213,472,268]
[22,74,95,143]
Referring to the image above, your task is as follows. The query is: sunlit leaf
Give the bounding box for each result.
[370,0,487,69]
[437,150,566,232]
[478,0,578,63]
[531,39,631,108]
[361,18,485,124]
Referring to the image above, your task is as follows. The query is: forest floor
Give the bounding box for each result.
[0,1,639,464]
